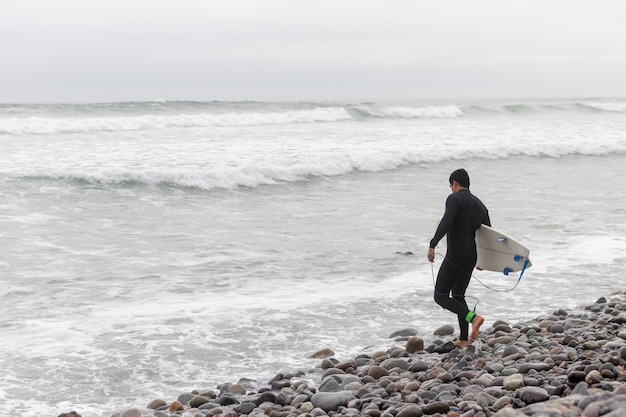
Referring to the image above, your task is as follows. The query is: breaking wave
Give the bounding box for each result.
[1,98,625,135]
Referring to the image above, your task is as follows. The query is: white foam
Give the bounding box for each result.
[383,105,464,118]
[38,129,623,189]
[355,105,463,119]
[581,101,626,112]
[0,107,352,135]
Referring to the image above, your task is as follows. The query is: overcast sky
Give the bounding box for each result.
[2,0,625,103]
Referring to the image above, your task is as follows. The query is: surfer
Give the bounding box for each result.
[427,169,491,348]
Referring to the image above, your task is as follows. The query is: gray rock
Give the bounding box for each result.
[570,381,589,396]
[493,409,525,416]
[389,328,418,338]
[219,395,239,406]
[422,401,449,414]
[57,412,82,417]
[618,347,626,361]
[433,324,454,336]
[238,402,256,414]
[503,373,524,390]
[119,409,141,417]
[311,348,335,359]
[271,379,292,390]
[310,407,328,417]
[177,392,195,405]
[550,323,565,333]
[311,391,355,412]
[367,365,389,379]
[519,387,550,404]
[319,377,342,392]
[501,345,520,357]
[395,405,423,417]
[432,341,455,354]
[146,399,167,410]
[408,359,429,372]
[476,391,496,407]
[381,358,410,370]
[519,362,551,373]
[406,337,424,353]
[227,383,247,395]
[189,396,211,408]
[493,396,513,410]
[254,391,277,406]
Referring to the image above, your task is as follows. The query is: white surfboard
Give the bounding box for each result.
[475,224,532,276]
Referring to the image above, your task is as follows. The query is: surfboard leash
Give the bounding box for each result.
[430,255,480,312]
[430,251,526,311]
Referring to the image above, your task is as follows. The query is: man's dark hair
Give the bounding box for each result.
[449,168,470,188]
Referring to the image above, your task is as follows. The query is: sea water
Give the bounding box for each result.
[1,98,626,416]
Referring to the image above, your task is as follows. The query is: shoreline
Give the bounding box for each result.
[64,292,626,417]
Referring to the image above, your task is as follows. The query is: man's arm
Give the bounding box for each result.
[427,195,459,262]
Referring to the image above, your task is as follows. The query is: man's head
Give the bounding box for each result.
[449,168,470,191]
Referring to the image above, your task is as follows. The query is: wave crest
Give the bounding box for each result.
[2,99,625,137]
[16,142,625,192]
[0,107,352,135]
[580,102,626,112]
[351,105,463,119]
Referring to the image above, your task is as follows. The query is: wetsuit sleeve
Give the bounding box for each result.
[429,194,459,249]
[483,211,491,227]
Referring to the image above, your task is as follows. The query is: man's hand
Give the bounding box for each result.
[427,247,435,263]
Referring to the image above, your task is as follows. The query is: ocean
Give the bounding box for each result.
[1,98,625,416]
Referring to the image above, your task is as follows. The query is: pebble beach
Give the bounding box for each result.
[59,292,626,417]
[6,99,625,416]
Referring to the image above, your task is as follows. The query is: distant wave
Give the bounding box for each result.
[579,102,626,112]
[0,105,466,136]
[1,99,624,135]
[350,105,463,119]
[0,107,352,135]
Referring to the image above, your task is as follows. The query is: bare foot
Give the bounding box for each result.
[470,315,484,342]
[453,339,469,349]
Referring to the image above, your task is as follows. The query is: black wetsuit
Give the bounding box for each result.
[430,189,490,341]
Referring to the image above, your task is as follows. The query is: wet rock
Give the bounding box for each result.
[431,341,456,354]
[311,348,335,359]
[433,324,454,336]
[390,329,419,338]
[254,391,277,406]
[406,336,424,353]
[119,409,141,417]
[311,391,355,412]
[146,399,167,410]
[169,400,184,412]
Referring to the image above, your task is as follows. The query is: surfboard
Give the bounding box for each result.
[475,224,532,276]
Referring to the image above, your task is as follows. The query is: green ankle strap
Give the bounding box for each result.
[466,311,476,323]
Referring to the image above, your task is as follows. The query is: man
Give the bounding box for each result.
[427,169,490,348]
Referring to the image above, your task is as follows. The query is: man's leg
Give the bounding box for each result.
[434,260,471,341]
[451,269,484,342]
[451,269,472,341]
